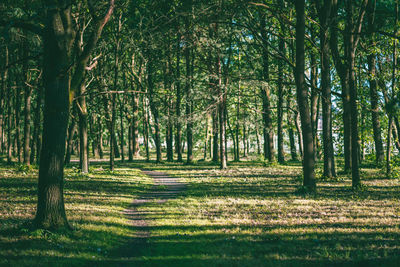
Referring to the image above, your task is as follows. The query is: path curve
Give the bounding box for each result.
[120,169,186,258]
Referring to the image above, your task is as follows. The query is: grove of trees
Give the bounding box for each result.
[1,0,399,229]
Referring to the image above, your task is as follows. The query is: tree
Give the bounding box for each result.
[294,0,316,192]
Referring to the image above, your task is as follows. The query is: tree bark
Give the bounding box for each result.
[367,0,384,165]
[260,13,275,162]
[277,18,285,164]
[23,46,32,165]
[294,0,316,192]
[76,83,89,173]
[317,0,336,178]
[175,31,183,162]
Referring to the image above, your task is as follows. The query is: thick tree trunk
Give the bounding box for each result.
[34,12,71,228]
[294,0,316,192]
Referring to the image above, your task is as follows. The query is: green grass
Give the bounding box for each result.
[1,157,400,266]
[0,160,153,266]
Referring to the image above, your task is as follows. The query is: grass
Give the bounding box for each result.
[0,160,153,266]
[1,155,400,266]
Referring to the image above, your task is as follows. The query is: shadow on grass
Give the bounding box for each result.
[2,159,400,266]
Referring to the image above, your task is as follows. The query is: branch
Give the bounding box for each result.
[0,18,44,35]
[80,0,115,63]
[353,0,368,51]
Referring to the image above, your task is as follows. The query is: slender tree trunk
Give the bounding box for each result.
[23,52,32,165]
[242,122,247,157]
[318,0,336,177]
[185,41,193,164]
[310,51,319,162]
[6,63,12,163]
[277,25,285,164]
[175,31,183,162]
[132,92,140,157]
[294,0,316,192]
[365,0,383,164]
[0,46,6,155]
[143,96,150,162]
[15,81,22,162]
[388,0,398,175]
[218,55,227,169]
[147,59,162,163]
[31,84,42,164]
[128,124,133,161]
[260,14,275,162]
[235,80,241,161]
[77,83,89,173]
[204,115,209,160]
[65,113,77,165]
[212,109,219,162]
[119,95,125,162]
[295,111,303,157]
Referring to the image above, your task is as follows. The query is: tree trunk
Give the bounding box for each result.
[318,0,336,177]
[260,13,275,162]
[15,81,22,163]
[132,92,140,157]
[6,59,12,164]
[175,31,183,162]
[218,55,227,169]
[277,23,285,164]
[147,59,162,163]
[34,10,72,228]
[143,96,150,162]
[77,83,89,173]
[212,109,219,162]
[31,85,42,164]
[294,0,316,192]
[23,51,32,165]
[367,0,384,165]
[185,42,193,164]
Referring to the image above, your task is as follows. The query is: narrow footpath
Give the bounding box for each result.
[118,169,186,260]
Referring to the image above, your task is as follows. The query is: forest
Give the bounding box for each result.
[1,0,400,266]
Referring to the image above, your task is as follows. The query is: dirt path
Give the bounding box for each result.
[119,169,186,258]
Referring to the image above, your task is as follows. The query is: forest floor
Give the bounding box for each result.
[1,156,400,266]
